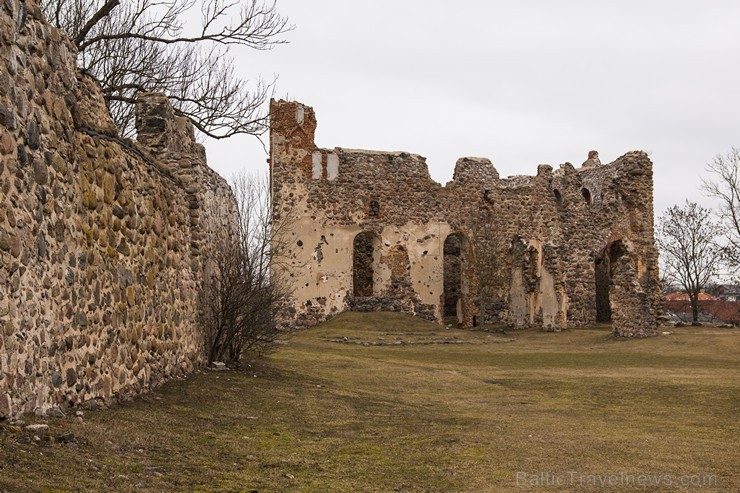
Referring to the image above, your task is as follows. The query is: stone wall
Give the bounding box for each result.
[270,99,662,337]
[0,0,237,419]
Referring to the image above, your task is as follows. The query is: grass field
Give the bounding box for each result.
[1,312,738,492]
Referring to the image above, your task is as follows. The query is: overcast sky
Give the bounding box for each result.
[204,0,740,216]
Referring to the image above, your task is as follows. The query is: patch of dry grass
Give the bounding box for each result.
[1,312,738,492]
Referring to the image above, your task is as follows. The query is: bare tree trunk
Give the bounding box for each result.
[690,294,699,324]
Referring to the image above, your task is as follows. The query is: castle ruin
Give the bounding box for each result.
[0,0,664,420]
[270,100,663,336]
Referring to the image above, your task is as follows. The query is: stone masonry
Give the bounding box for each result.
[270,100,662,337]
[0,0,237,418]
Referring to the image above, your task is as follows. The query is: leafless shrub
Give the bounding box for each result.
[199,172,292,365]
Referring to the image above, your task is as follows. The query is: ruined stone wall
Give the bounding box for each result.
[270,100,662,337]
[0,0,237,418]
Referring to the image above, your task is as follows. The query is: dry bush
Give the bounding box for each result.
[199,172,292,365]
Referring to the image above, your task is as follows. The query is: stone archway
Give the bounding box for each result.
[353,232,381,296]
[594,240,657,337]
[594,240,627,323]
[595,253,612,322]
[443,234,463,321]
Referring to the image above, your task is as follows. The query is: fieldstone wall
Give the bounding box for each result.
[0,0,237,419]
[270,100,662,337]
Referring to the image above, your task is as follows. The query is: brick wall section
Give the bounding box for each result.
[664,300,740,325]
[0,0,237,418]
[270,99,662,337]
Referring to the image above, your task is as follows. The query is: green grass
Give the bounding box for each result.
[1,312,738,492]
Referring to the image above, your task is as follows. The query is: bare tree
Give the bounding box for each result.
[657,201,725,324]
[199,172,292,365]
[41,0,292,139]
[702,147,740,272]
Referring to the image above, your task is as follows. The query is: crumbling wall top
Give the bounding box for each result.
[581,149,602,168]
[451,157,499,185]
[270,99,317,148]
[135,93,201,157]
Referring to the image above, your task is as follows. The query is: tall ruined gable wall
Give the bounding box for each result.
[0,0,237,418]
[270,100,452,328]
[270,99,661,337]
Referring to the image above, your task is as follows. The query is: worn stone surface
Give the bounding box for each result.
[0,0,237,418]
[270,100,662,337]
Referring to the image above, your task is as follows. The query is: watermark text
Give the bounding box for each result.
[515,471,718,488]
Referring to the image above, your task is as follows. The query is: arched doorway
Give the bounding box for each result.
[443,233,463,320]
[594,240,627,322]
[353,232,380,296]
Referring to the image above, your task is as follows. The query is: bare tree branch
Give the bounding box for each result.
[41,0,293,139]
[73,0,120,47]
[702,147,740,273]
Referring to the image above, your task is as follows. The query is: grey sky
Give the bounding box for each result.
[205,0,740,216]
